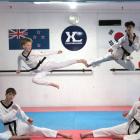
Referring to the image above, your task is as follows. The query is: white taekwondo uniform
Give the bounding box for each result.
[92,101,140,140]
[0,101,57,140]
[89,33,140,70]
[17,51,77,86]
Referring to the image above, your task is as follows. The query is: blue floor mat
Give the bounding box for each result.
[0,111,127,132]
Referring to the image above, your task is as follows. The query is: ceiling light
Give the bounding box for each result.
[69,2,77,9]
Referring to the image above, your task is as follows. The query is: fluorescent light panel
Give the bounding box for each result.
[34,1,78,9]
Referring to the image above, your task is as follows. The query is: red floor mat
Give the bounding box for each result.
[31,130,122,140]
[22,106,130,112]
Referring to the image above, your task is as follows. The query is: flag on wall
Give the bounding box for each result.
[108,29,124,46]
[9,29,50,50]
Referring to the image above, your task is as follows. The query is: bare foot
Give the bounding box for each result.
[16,70,20,74]
[80,133,87,139]
[80,132,93,139]
[58,133,73,139]
[52,84,60,89]
[87,64,92,67]
[64,134,73,139]
[77,59,88,67]
[49,83,60,89]
[80,134,83,139]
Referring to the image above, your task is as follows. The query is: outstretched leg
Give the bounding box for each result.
[41,59,87,71]
[28,125,72,139]
[80,123,128,139]
[87,55,113,67]
[32,59,87,88]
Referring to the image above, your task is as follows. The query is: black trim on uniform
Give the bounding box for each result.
[4,120,17,136]
[22,50,32,61]
[121,47,131,60]
[128,118,140,135]
[21,50,47,72]
[127,33,136,46]
[0,100,13,109]
[27,57,47,72]
[121,33,136,60]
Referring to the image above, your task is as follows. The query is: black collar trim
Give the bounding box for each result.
[22,50,32,61]
[0,100,13,109]
[127,33,136,46]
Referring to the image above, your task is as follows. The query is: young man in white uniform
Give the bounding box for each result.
[0,88,72,140]
[87,21,140,70]
[80,100,140,140]
[16,38,87,89]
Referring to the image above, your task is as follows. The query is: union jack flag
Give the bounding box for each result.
[9,29,50,50]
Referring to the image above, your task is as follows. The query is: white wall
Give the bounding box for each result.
[0,8,140,107]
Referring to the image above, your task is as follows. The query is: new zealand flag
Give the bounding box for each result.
[9,29,50,50]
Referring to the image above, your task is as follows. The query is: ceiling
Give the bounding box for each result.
[0,0,140,11]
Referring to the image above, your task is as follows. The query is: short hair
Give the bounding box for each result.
[20,38,32,47]
[125,21,135,27]
[6,88,16,95]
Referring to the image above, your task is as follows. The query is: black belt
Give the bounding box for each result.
[121,47,131,60]
[128,118,140,135]
[4,120,17,136]
[27,57,46,72]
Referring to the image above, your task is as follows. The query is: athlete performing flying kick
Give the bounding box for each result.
[87,21,140,70]
[16,38,88,89]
